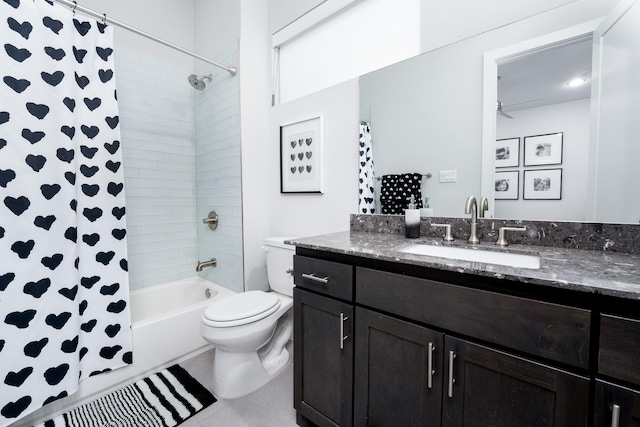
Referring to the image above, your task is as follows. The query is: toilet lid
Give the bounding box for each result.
[203,291,280,325]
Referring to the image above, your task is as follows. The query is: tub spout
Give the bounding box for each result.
[196,258,217,272]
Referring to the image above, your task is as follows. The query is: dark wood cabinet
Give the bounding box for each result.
[599,314,640,385]
[294,288,354,427]
[293,248,637,427]
[597,314,640,426]
[352,307,589,427]
[354,307,444,426]
[594,380,640,427]
[443,336,589,427]
[356,267,591,369]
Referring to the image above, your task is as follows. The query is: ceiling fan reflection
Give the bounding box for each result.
[496,100,513,119]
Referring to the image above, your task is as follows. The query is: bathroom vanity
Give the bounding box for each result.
[290,230,640,427]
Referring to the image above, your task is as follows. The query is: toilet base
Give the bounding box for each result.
[211,317,292,399]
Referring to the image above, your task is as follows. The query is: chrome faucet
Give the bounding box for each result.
[464,196,480,244]
[196,258,217,272]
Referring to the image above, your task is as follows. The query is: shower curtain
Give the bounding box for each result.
[0,1,132,424]
[358,121,376,214]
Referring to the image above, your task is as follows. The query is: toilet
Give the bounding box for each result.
[200,237,295,399]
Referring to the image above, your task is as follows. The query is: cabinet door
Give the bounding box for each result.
[354,307,444,426]
[595,380,640,427]
[442,336,589,427]
[294,288,353,427]
[599,314,640,385]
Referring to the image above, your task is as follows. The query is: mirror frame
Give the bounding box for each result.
[480,19,602,219]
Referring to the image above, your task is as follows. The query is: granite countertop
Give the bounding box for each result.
[288,231,640,301]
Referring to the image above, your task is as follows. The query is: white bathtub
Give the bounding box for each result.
[21,277,234,426]
[127,277,234,368]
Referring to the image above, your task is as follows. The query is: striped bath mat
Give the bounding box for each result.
[37,365,216,427]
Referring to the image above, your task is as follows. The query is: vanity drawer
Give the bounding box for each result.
[356,267,591,369]
[599,314,640,385]
[294,255,354,302]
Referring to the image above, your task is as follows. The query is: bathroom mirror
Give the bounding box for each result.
[359,0,640,223]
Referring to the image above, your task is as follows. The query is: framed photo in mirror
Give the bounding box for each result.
[495,138,520,168]
[494,171,519,200]
[524,132,563,166]
[280,116,324,193]
[523,168,562,200]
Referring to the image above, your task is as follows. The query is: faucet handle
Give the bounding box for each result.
[432,223,454,242]
[495,226,527,246]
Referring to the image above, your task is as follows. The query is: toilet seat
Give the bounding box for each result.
[203,291,281,328]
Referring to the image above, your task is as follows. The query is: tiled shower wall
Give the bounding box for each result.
[115,48,196,290]
[114,41,242,292]
[195,42,244,293]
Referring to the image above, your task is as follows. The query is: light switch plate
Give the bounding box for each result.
[439,170,457,183]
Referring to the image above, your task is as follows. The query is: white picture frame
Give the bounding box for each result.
[280,116,324,193]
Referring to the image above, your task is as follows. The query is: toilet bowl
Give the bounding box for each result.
[200,237,295,399]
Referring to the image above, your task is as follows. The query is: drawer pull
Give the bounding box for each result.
[339,313,349,350]
[301,273,329,284]
[447,350,456,398]
[427,342,435,389]
[611,404,620,427]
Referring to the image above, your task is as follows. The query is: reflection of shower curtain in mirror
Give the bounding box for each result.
[0,1,132,424]
[358,122,376,214]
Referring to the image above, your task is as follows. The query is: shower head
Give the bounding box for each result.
[188,73,212,91]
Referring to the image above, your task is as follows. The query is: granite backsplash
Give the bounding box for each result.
[350,214,640,254]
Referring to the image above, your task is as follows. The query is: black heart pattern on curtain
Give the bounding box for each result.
[0,0,132,424]
[358,122,376,214]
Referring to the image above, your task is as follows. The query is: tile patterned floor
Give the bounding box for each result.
[180,345,297,427]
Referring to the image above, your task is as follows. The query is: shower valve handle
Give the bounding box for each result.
[203,211,218,230]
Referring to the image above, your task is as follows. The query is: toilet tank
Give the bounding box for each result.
[263,237,296,297]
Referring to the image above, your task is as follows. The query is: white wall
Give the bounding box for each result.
[420,0,576,52]
[80,0,195,63]
[268,0,325,34]
[239,0,272,292]
[269,79,360,237]
[496,99,591,221]
[194,0,240,59]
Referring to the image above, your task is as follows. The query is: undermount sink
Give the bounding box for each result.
[399,244,541,269]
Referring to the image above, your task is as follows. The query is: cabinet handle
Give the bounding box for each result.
[301,273,329,284]
[339,313,349,350]
[427,342,435,389]
[447,350,456,398]
[611,404,620,427]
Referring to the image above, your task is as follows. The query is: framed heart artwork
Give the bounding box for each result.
[280,116,324,193]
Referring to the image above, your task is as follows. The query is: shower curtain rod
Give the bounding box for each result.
[51,0,237,76]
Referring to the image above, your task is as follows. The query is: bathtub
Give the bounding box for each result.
[21,277,234,426]
[127,276,235,368]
